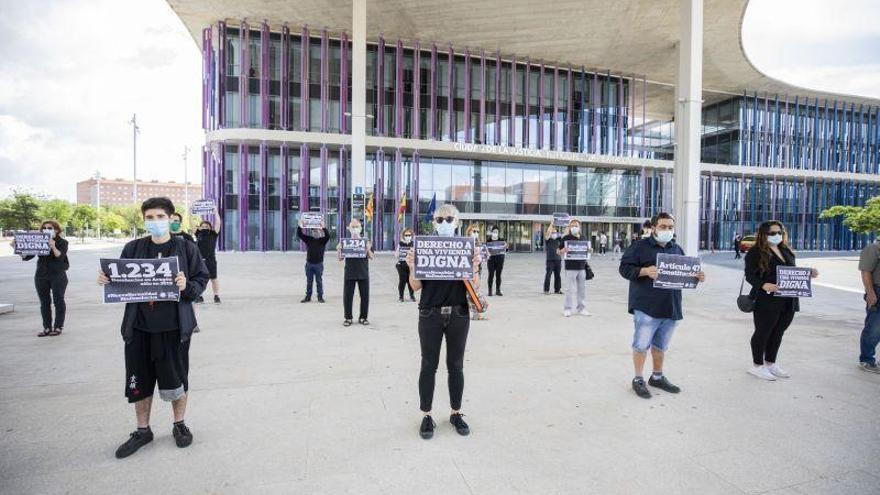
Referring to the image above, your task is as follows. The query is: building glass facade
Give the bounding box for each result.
[200,21,880,253]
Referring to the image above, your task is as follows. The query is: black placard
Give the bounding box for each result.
[653,253,701,290]
[100,257,180,304]
[553,212,571,227]
[486,241,507,255]
[564,240,591,261]
[13,231,51,256]
[398,245,410,262]
[340,238,367,258]
[413,236,475,280]
[775,266,812,298]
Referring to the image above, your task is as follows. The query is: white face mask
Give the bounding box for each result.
[570,227,580,236]
[471,232,479,239]
[767,234,783,246]
[551,233,559,239]
[42,228,56,236]
[435,221,457,237]
[402,235,412,242]
[491,232,499,240]
[655,230,674,244]
[350,227,362,237]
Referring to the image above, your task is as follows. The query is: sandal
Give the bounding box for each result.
[343,319,352,327]
[37,329,51,337]
[50,328,62,336]
[358,318,369,325]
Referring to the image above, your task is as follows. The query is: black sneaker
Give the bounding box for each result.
[300,297,311,303]
[860,361,880,374]
[172,422,193,448]
[399,297,405,302]
[410,295,416,302]
[648,375,681,393]
[496,291,504,296]
[632,377,652,399]
[195,296,204,303]
[317,297,325,303]
[450,413,470,436]
[115,428,153,459]
[213,295,221,304]
[488,289,493,296]
[419,415,436,439]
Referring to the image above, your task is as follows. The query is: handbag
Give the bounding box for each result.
[584,262,595,281]
[464,279,488,314]
[736,276,755,313]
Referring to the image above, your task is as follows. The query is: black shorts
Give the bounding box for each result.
[124,330,190,403]
[203,256,217,279]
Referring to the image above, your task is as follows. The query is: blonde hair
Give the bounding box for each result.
[435,203,460,219]
[401,228,413,237]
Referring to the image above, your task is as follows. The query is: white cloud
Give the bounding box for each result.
[0,0,204,201]
[742,0,880,99]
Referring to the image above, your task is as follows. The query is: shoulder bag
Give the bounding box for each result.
[737,276,755,313]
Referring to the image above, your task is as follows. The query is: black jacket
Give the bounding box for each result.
[118,236,209,343]
[744,245,800,312]
[618,236,685,320]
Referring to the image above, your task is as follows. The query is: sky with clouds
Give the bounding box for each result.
[0,0,878,201]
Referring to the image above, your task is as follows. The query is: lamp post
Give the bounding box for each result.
[182,145,190,227]
[129,114,140,204]
[94,170,102,239]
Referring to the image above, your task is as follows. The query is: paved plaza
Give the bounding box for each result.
[0,247,878,494]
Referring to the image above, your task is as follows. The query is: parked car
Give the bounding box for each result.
[739,234,756,253]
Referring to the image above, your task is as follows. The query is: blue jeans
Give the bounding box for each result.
[305,262,324,298]
[860,287,880,363]
[632,310,679,353]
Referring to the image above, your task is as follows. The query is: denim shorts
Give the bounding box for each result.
[632,310,679,352]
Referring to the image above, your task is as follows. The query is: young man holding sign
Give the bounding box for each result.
[96,197,209,458]
[337,219,373,326]
[619,213,705,399]
[406,204,480,440]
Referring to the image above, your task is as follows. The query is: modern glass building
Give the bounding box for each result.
[173,1,880,252]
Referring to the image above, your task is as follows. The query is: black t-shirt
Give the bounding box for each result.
[172,231,195,243]
[134,239,179,333]
[195,229,218,259]
[345,257,370,280]
[297,227,331,263]
[418,280,468,309]
[562,234,587,271]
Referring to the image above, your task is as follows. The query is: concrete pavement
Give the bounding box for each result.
[0,247,878,494]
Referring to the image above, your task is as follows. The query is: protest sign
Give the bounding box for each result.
[398,245,410,262]
[486,241,507,256]
[564,240,591,261]
[413,236,475,280]
[340,238,367,258]
[553,212,571,227]
[190,199,215,214]
[13,231,51,256]
[479,244,490,262]
[301,212,324,229]
[775,266,812,298]
[653,253,701,289]
[100,257,180,304]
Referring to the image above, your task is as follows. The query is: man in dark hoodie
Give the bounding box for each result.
[97,197,209,459]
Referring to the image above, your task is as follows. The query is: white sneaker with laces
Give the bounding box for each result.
[578,309,592,317]
[766,363,790,378]
[747,366,777,381]
[563,310,572,317]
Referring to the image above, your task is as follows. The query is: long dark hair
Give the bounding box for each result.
[754,220,789,274]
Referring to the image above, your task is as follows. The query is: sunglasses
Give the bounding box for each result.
[434,216,456,224]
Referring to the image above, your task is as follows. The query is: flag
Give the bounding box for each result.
[397,192,407,223]
[364,192,374,222]
[423,193,437,224]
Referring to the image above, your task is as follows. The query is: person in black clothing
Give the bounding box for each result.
[733,232,743,260]
[744,221,818,381]
[14,220,69,336]
[543,224,563,295]
[169,213,194,243]
[297,217,330,303]
[396,228,416,302]
[406,203,479,439]
[97,197,209,459]
[194,206,221,303]
[486,225,507,296]
[337,219,373,326]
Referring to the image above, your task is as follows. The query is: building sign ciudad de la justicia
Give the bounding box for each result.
[452,142,656,168]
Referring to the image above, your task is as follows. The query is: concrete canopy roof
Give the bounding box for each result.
[167,0,880,118]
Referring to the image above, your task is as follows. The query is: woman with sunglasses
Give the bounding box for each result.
[405,204,479,439]
[396,228,416,302]
[744,220,818,381]
[13,220,69,336]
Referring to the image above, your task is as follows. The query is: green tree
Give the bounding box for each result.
[99,208,126,234]
[820,196,880,234]
[113,204,143,237]
[0,191,42,231]
[38,199,74,228]
[70,204,98,238]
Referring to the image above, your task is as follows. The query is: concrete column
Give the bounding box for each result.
[351,0,367,217]
[673,0,703,255]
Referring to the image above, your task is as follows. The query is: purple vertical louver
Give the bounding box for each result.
[301,26,309,130]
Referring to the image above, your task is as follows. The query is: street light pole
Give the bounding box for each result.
[182,145,190,227]
[129,114,140,204]
[95,170,102,239]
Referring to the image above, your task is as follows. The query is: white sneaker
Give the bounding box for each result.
[766,363,790,378]
[563,310,572,317]
[577,309,592,317]
[747,366,777,381]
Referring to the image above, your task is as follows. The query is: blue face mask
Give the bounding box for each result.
[145,219,170,237]
[435,221,457,237]
[767,234,783,246]
[655,230,674,244]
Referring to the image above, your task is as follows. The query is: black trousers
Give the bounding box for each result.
[734,247,742,259]
[35,274,67,330]
[418,306,470,412]
[343,278,369,320]
[396,263,414,299]
[750,308,795,365]
[544,260,562,293]
[487,256,504,292]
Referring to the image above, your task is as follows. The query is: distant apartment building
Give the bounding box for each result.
[76,178,202,208]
